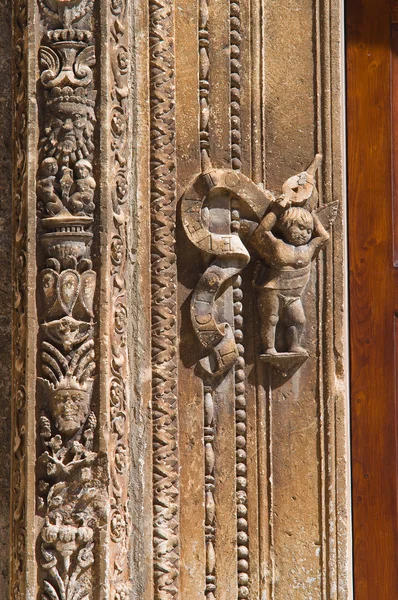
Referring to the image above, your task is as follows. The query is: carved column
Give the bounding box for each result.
[11,1,131,599]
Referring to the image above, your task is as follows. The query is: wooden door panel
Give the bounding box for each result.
[347,0,398,596]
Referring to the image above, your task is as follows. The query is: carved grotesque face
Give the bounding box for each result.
[43,103,95,166]
[51,388,90,436]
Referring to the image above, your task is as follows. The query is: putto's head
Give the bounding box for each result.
[40,157,58,177]
[278,207,314,246]
[75,159,92,179]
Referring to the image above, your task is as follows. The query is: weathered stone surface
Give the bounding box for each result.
[0,0,12,596]
[6,0,350,599]
[10,1,132,599]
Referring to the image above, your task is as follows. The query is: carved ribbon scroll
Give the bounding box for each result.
[182,169,272,375]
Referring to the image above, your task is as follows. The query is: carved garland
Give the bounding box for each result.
[11,2,28,599]
[149,0,180,597]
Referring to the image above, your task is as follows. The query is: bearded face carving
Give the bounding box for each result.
[41,99,95,167]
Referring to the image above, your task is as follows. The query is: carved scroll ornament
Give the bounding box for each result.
[182,155,338,376]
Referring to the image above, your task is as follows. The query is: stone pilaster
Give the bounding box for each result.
[11,1,132,598]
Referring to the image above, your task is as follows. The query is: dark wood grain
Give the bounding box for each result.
[346,0,398,597]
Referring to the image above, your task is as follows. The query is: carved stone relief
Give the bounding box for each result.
[35,6,102,598]
[149,0,179,597]
[11,3,29,599]
[10,0,131,599]
[182,157,338,375]
[172,0,350,596]
[9,0,350,598]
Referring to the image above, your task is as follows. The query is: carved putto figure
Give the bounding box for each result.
[68,159,96,215]
[251,199,329,355]
[182,154,338,373]
[37,157,63,216]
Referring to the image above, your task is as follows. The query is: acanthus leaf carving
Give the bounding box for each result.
[108,0,132,596]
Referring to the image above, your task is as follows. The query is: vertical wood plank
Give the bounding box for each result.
[346,0,398,596]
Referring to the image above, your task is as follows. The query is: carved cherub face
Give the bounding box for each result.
[278,207,314,246]
[75,160,92,180]
[51,388,90,436]
[41,158,58,177]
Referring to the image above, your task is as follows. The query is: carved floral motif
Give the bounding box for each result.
[108,0,131,594]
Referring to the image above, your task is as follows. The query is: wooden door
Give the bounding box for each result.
[347,0,398,596]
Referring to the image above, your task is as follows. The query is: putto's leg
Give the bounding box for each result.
[285,298,307,354]
[258,289,280,354]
